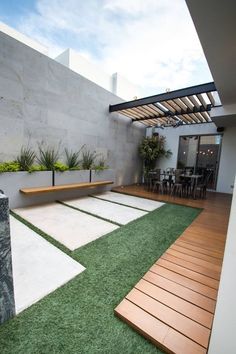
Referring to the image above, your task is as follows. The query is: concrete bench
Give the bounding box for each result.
[20,180,113,195]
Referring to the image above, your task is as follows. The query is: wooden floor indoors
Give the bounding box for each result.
[113,185,232,354]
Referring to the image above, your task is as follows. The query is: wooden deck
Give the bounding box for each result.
[113,185,232,354]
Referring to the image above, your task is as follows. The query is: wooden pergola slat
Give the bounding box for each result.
[109,82,219,127]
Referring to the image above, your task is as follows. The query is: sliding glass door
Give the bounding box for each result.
[177,134,222,190]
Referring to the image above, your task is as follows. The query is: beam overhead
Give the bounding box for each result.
[109,82,220,127]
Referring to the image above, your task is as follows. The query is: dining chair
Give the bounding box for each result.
[152,169,165,194]
[198,170,212,198]
[171,169,184,197]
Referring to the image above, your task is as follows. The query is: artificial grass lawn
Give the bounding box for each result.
[1,203,200,354]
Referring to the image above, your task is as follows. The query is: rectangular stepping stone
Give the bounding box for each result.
[10,216,85,313]
[13,203,119,251]
[63,196,147,225]
[92,191,164,211]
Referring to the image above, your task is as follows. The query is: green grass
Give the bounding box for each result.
[1,203,201,354]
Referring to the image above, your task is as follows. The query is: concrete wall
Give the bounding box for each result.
[0,32,145,187]
[208,178,236,354]
[149,123,236,194]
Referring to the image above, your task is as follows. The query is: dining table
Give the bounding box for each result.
[180,174,202,199]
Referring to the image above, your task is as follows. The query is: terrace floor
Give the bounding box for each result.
[113,185,232,354]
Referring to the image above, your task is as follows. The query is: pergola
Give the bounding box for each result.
[109,82,220,127]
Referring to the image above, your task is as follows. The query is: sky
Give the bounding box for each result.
[0,0,213,96]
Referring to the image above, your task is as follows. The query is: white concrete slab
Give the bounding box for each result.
[92,191,165,211]
[13,203,118,251]
[63,196,147,225]
[10,216,85,314]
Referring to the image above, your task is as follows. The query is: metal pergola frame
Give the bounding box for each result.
[109,82,220,127]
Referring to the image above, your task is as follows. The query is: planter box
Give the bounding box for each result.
[0,171,52,209]
[54,170,90,185]
[91,169,115,192]
[0,170,116,209]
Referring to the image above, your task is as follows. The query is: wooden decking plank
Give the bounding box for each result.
[161,253,220,281]
[143,271,215,313]
[180,232,225,245]
[178,237,224,253]
[126,288,210,348]
[112,186,231,354]
[166,249,221,272]
[150,265,217,300]
[175,240,223,259]
[135,279,213,328]
[156,258,219,290]
[181,237,225,248]
[170,244,222,265]
[115,299,207,354]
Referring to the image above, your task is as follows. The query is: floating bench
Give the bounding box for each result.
[20,180,113,196]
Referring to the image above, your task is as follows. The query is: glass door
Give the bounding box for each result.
[177,134,222,190]
[196,135,222,190]
[177,136,198,172]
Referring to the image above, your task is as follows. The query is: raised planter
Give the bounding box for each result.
[0,171,52,208]
[0,169,116,209]
[90,169,115,193]
[91,169,115,183]
[54,170,90,185]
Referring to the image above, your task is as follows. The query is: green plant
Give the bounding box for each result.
[53,162,69,172]
[16,146,36,171]
[65,145,85,169]
[0,161,20,172]
[37,144,60,170]
[138,135,172,174]
[81,148,97,169]
[93,156,108,172]
[28,165,47,173]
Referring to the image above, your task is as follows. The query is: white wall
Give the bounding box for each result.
[153,123,236,194]
[208,178,236,354]
[112,73,141,100]
[55,49,141,100]
[217,126,236,193]
[55,48,112,92]
[0,21,48,55]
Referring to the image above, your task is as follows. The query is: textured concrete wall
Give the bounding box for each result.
[0,193,15,324]
[0,32,145,186]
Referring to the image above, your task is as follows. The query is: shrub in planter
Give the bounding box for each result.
[53,162,69,172]
[0,161,20,172]
[81,148,97,170]
[93,157,109,173]
[28,165,47,172]
[16,146,36,171]
[65,146,84,169]
[37,144,60,170]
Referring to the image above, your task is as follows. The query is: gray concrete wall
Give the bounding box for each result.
[148,124,236,194]
[0,32,145,186]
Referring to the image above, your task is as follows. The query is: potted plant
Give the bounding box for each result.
[138,135,172,179]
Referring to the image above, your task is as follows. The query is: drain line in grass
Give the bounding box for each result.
[89,195,149,212]
[57,201,122,227]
